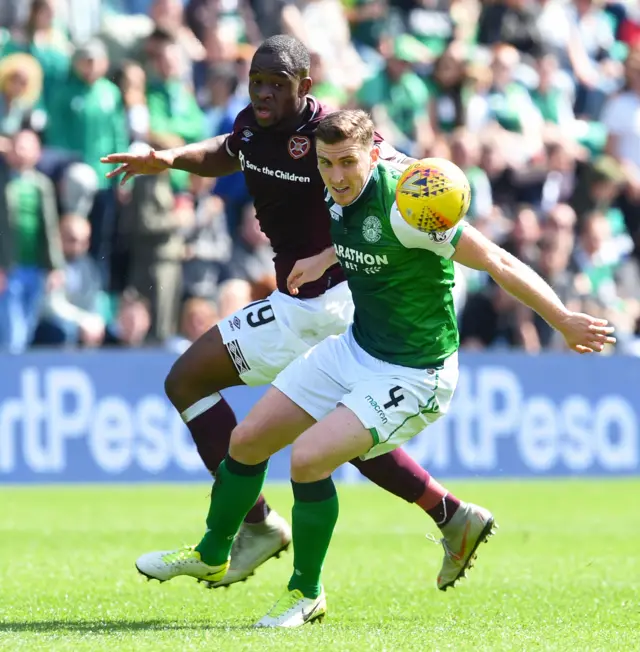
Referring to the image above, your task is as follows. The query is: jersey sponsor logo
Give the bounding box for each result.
[288,135,311,159]
[238,150,311,183]
[362,216,382,243]
[334,244,388,270]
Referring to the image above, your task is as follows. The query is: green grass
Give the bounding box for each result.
[1,481,639,651]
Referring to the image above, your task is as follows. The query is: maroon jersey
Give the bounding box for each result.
[225,96,409,299]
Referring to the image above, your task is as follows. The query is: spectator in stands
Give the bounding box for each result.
[34,213,106,348]
[534,232,582,348]
[101,0,205,79]
[459,278,542,353]
[502,204,542,267]
[477,0,543,57]
[201,62,244,138]
[45,38,128,287]
[148,0,206,70]
[343,0,387,67]
[118,170,187,342]
[542,202,579,241]
[564,0,622,119]
[181,182,232,302]
[309,52,349,107]
[245,0,308,42]
[531,52,577,130]
[427,41,469,135]
[486,44,544,154]
[573,210,624,300]
[226,203,277,301]
[103,287,152,346]
[217,278,254,318]
[114,60,151,146]
[569,154,626,224]
[357,35,431,154]
[0,53,44,151]
[0,129,64,353]
[479,133,521,214]
[166,296,219,354]
[602,47,640,257]
[58,162,101,219]
[299,0,366,94]
[391,0,455,59]
[146,29,206,193]
[2,0,71,111]
[450,128,493,222]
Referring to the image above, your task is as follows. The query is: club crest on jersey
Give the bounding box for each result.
[288,136,311,159]
[362,216,382,243]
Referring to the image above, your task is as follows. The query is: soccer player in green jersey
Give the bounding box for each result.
[138,109,616,628]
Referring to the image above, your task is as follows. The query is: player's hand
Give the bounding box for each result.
[556,312,616,354]
[100,149,175,185]
[287,252,332,296]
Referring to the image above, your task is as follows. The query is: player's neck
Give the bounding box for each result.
[276,99,309,132]
[342,166,377,209]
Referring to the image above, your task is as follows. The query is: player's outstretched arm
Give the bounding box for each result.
[287,247,338,296]
[100,134,241,184]
[452,225,617,354]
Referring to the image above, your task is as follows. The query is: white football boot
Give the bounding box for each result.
[207,510,291,588]
[135,546,229,584]
[432,502,497,591]
[254,588,327,628]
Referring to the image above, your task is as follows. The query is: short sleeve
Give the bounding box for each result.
[224,108,253,157]
[374,135,413,167]
[390,203,466,260]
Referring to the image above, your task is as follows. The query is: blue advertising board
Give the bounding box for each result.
[0,350,638,483]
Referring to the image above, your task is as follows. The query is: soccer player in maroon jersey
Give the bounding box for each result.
[102,35,476,590]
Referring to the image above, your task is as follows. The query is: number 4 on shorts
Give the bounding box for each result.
[383,386,405,409]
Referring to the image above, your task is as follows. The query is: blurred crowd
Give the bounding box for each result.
[0,0,639,355]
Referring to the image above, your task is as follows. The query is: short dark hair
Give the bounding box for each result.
[315,110,375,148]
[254,35,310,77]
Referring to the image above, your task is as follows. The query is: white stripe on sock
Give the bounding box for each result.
[436,495,448,526]
[180,393,222,423]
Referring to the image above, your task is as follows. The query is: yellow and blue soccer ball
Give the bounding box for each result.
[395,157,471,232]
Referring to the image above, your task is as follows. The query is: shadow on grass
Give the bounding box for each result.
[0,620,255,633]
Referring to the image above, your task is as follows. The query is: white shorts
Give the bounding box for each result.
[218,282,354,386]
[273,327,459,460]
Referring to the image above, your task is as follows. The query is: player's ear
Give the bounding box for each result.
[370,145,380,168]
[298,77,312,97]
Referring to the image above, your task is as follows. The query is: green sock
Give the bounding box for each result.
[287,477,339,599]
[195,455,268,566]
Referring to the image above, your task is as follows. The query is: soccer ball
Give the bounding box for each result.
[395,158,471,232]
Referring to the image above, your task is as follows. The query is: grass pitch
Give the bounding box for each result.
[0,480,638,651]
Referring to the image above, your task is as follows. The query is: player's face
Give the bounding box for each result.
[316,138,379,206]
[248,52,311,128]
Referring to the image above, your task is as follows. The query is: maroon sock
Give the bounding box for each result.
[425,494,461,528]
[349,448,430,503]
[183,395,271,524]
